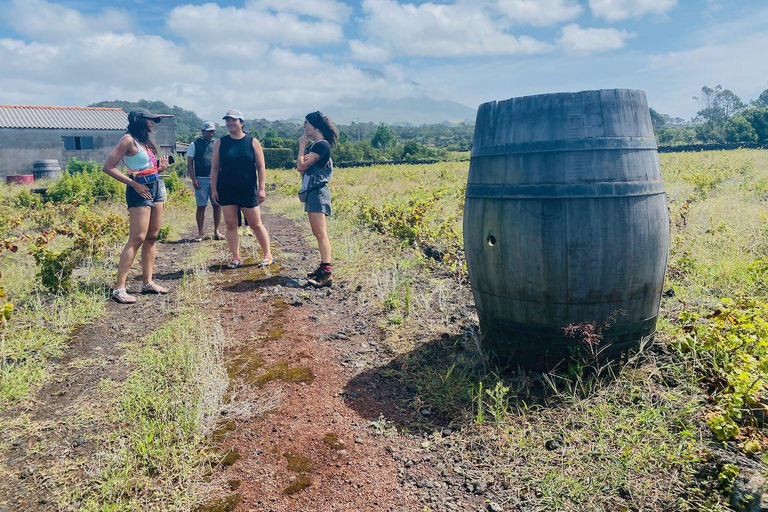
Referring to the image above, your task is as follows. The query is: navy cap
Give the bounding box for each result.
[128,108,162,123]
[202,121,216,131]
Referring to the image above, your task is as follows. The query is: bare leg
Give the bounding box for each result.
[141,203,164,285]
[307,212,331,263]
[195,206,206,237]
[115,207,151,290]
[242,207,272,260]
[222,205,241,260]
[212,204,222,237]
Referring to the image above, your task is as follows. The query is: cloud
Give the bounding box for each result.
[249,0,353,22]
[0,34,195,89]
[5,0,133,42]
[590,0,677,22]
[493,0,583,26]
[167,1,344,59]
[557,24,634,55]
[644,31,768,117]
[349,40,392,63]
[351,0,553,60]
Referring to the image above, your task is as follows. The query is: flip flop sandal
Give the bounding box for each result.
[227,258,243,269]
[141,281,169,294]
[213,233,225,240]
[192,236,204,242]
[112,288,137,304]
[259,257,275,267]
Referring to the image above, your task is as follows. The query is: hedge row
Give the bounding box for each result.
[263,148,293,169]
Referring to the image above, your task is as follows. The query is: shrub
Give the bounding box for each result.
[47,159,122,204]
[29,212,128,292]
[15,189,42,209]
[675,299,768,442]
[163,171,185,196]
[263,148,293,169]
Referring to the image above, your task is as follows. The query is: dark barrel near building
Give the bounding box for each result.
[33,160,62,181]
[463,89,670,368]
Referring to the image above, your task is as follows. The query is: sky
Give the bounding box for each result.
[0,0,766,122]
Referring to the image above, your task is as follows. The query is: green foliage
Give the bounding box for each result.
[263,147,294,169]
[695,85,745,124]
[358,193,439,245]
[723,115,758,143]
[718,464,739,492]
[371,123,397,149]
[657,87,768,145]
[29,212,128,292]
[674,299,768,441]
[401,141,444,161]
[741,108,768,143]
[662,151,751,197]
[650,107,667,131]
[163,170,185,196]
[752,89,768,108]
[14,189,42,209]
[473,380,511,425]
[47,159,122,204]
[157,224,171,242]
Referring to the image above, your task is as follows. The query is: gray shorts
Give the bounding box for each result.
[304,184,331,216]
[194,177,218,207]
[126,179,167,209]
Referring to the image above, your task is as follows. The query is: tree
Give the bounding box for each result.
[262,128,285,148]
[751,89,768,108]
[741,108,768,143]
[371,123,397,149]
[723,115,758,143]
[694,85,745,124]
[649,108,667,132]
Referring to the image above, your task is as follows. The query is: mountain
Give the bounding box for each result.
[88,100,203,142]
[312,96,477,126]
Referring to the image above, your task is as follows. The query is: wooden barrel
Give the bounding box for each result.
[463,89,670,368]
[33,159,62,181]
[6,174,35,185]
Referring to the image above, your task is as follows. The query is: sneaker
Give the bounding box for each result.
[308,269,332,288]
[307,265,323,279]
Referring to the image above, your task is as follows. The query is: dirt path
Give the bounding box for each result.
[1,209,487,512]
[208,210,485,512]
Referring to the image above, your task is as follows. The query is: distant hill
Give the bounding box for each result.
[290,96,477,126]
[88,100,203,142]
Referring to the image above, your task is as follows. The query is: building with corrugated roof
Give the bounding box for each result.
[0,105,175,177]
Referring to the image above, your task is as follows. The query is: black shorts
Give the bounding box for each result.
[217,182,259,208]
[126,179,166,208]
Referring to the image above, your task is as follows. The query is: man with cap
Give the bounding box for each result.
[187,121,223,241]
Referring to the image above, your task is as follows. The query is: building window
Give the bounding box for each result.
[62,136,94,150]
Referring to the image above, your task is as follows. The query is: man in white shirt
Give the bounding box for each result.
[187,121,223,241]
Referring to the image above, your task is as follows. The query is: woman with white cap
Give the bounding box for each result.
[211,109,273,269]
[102,108,170,303]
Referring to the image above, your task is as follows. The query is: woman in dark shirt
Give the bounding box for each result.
[211,109,273,269]
[296,111,338,287]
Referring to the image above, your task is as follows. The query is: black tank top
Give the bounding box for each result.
[218,135,256,188]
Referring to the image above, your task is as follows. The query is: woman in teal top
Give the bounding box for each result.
[102,108,170,304]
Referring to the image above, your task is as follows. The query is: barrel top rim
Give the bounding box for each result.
[478,88,647,109]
